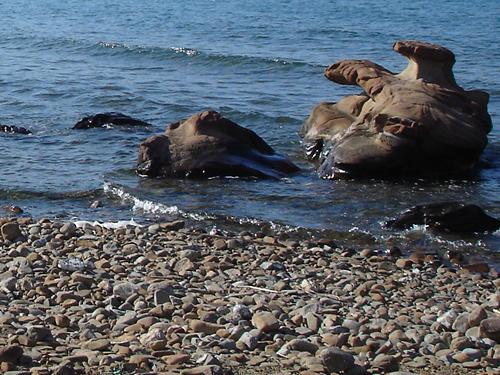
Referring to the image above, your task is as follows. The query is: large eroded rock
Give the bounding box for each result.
[301,41,492,178]
[137,110,299,179]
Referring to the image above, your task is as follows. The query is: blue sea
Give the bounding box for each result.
[0,0,498,264]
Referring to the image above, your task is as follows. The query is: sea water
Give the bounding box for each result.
[0,0,498,263]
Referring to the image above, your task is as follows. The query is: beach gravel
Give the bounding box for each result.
[0,216,498,374]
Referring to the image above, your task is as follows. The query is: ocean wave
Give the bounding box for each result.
[217,106,302,125]
[3,33,322,70]
[102,181,308,232]
[93,40,318,69]
[101,182,377,242]
[103,182,209,221]
[0,187,101,200]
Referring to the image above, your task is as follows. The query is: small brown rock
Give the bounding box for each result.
[53,362,76,375]
[317,347,355,373]
[160,220,185,231]
[286,339,319,354]
[372,354,399,372]
[468,306,487,327]
[83,338,111,351]
[189,320,224,335]
[54,315,71,328]
[395,258,413,268]
[252,311,279,332]
[213,239,227,250]
[181,365,223,375]
[129,354,151,367]
[463,262,490,273]
[1,222,22,241]
[164,353,190,365]
[450,336,472,351]
[480,318,500,342]
[0,361,15,372]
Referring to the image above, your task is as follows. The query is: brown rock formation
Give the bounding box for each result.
[301,41,492,178]
[137,110,299,179]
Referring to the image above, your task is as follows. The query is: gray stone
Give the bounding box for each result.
[450,336,473,351]
[83,339,111,351]
[232,304,252,321]
[174,258,195,274]
[27,326,52,342]
[372,354,399,372]
[452,348,482,363]
[260,261,285,271]
[480,318,500,342]
[452,312,470,333]
[32,238,47,248]
[0,277,17,292]
[1,223,22,241]
[305,312,321,332]
[465,326,481,339]
[342,319,361,334]
[286,339,319,354]
[468,306,487,327]
[154,289,172,306]
[115,311,137,326]
[424,333,442,345]
[60,222,77,237]
[237,330,260,350]
[181,366,223,375]
[436,310,458,330]
[317,347,355,373]
[112,282,139,301]
[148,224,160,234]
[218,339,237,351]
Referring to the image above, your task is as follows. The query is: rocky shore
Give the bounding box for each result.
[0,217,498,375]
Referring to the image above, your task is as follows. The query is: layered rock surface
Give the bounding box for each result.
[137,110,299,179]
[301,41,492,178]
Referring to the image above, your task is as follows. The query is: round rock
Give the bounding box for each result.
[317,347,355,373]
[251,311,279,332]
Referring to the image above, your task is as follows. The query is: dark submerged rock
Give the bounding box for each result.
[137,110,299,179]
[301,40,492,178]
[73,112,150,129]
[0,124,31,135]
[386,202,500,233]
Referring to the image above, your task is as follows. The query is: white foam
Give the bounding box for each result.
[74,219,142,229]
[103,182,180,215]
[171,47,198,56]
[103,182,212,221]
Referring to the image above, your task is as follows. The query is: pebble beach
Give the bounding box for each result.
[0,217,498,375]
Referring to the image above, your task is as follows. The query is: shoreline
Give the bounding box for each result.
[0,217,498,374]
